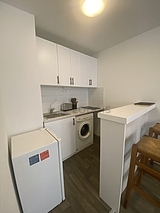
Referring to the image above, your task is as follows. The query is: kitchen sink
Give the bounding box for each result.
[43,112,70,119]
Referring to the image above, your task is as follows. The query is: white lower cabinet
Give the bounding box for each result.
[45,117,76,161]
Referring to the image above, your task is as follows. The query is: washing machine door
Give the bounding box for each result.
[78,122,91,140]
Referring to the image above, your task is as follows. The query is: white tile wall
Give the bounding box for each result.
[88,87,105,137]
[41,86,88,113]
[88,87,105,108]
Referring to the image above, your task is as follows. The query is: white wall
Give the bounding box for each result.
[0,3,43,213]
[88,87,105,108]
[0,3,43,137]
[0,94,20,213]
[88,87,105,137]
[97,26,160,126]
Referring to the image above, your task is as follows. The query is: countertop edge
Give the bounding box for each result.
[44,107,104,123]
[98,104,156,124]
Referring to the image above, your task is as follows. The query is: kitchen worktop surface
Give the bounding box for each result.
[44,107,103,123]
[98,103,156,124]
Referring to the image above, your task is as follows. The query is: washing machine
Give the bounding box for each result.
[75,113,93,152]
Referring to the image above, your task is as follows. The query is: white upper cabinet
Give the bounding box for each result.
[88,56,97,87]
[70,49,81,86]
[81,53,89,86]
[57,45,82,87]
[36,37,97,87]
[57,45,70,86]
[81,53,97,87]
[36,37,59,85]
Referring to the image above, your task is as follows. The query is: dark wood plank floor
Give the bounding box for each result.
[49,139,160,213]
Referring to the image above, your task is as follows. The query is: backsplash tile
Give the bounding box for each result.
[88,87,105,108]
[41,86,88,113]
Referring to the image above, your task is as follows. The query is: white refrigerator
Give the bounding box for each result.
[11,128,65,213]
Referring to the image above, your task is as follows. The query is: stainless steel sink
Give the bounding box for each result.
[43,112,70,119]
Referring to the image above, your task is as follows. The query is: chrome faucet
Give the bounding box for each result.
[50,108,55,114]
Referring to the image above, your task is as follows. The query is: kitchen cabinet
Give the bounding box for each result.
[37,37,97,87]
[70,49,81,86]
[36,37,59,85]
[57,45,70,86]
[45,116,76,161]
[88,56,97,87]
[81,53,97,87]
[57,46,81,86]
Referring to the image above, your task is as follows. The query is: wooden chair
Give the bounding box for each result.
[124,136,160,208]
[149,123,160,138]
[149,123,160,165]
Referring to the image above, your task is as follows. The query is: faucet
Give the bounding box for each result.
[50,108,55,114]
[49,99,58,113]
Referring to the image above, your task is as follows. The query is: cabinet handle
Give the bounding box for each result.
[70,77,74,85]
[57,76,59,84]
[89,79,92,85]
[73,118,75,125]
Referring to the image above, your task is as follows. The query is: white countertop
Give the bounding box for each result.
[44,107,103,123]
[98,104,156,124]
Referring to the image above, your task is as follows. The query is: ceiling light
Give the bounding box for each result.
[81,0,105,17]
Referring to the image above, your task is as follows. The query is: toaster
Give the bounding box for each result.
[61,103,72,111]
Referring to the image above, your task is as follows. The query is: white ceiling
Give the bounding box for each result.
[1,0,160,56]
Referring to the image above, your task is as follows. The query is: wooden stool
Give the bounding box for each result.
[149,123,160,165]
[149,123,160,138]
[124,136,160,208]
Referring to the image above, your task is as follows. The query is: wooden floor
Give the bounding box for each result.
[49,139,160,213]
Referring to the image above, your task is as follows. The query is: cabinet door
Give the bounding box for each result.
[70,50,81,86]
[81,53,97,87]
[88,56,97,87]
[45,117,76,161]
[36,37,59,85]
[57,45,70,86]
[81,53,89,86]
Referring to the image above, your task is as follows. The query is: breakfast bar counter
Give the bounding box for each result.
[98,103,156,213]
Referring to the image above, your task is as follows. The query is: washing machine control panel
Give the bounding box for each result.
[76,113,93,122]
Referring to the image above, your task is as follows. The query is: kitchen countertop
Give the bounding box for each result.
[43,107,103,123]
[98,103,156,124]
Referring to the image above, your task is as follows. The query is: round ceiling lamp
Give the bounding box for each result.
[81,0,105,17]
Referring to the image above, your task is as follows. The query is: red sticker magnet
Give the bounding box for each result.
[40,150,49,161]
